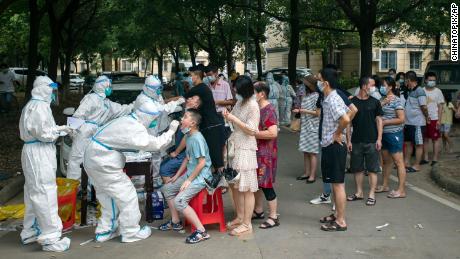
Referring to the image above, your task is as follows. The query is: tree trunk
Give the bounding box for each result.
[25,0,40,102]
[157,53,164,83]
[305,40,310,68]
[86,57,90,72]
[151,57,154,74]
[434,32,441,60]
[48,31,60,81]
[188,42,196,67]
[173,46,180,73]
[358,27,373,77]
[254,38,263,80]
[114,58,119,71]
[287,0,300,85]
[137,57,140,73]
[63,47,72,97]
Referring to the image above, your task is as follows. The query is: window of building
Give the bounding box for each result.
[380,50,397,71]
[121,60,132,71]
[409,51,422,70]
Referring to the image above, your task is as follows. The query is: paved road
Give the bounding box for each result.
[0,129,459,259]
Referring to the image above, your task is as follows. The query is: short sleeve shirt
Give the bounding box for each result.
[405,86,427,126]
[350,96,383,143]
[321,90,350,147]
[0,70,15,93]
[185,131,212,187]
[318,89,352,140]
[210,79,233,112]
[424,87,445,120]
[382,96,404,133]
[184,83,223,129]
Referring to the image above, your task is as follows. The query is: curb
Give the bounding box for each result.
[0,175,24,205]
[430,164,460,196]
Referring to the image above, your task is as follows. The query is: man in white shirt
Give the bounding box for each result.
[422,72,444,166]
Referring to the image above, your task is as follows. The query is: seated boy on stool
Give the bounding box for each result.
[158,109,213,244]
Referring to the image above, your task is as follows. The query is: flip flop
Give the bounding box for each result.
[319,214,336,223]
[405,167,419,173]
[375,186,390,193]
[387,191,406,199]
[296,175,309,180]
[320,221,347,231]
[347,194,364,201]
[420,160,429,165]
[366,197,376,206]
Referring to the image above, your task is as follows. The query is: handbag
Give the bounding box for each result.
[223,136,239,184]
[290,118,301,132]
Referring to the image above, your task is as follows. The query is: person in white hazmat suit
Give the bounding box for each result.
[265,72,282,124]
[66,75,133,181]
[133,75,184,135]
[133,75,184,177]
[278,73,296,126]
[83,100,180,243]
[19,76,72,252]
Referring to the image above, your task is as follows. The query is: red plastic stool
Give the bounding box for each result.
[185,188,226,233]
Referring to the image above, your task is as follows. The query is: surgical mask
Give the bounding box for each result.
[236,94,243,101]
[370,86,376,93]
[426,80,436,88]
[181,127,191,134]
[186,77,193,87]
[267,78,273,84]
[148,120,157,128]
[379,86,387,96]
[105,87,113,96]
[317,81,325,92]
[203,76,211,86]
[208,75,217,83]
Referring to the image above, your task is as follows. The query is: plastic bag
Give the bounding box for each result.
[0,204,25,221]
[57,177,79,196]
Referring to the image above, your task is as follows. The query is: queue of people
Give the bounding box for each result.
[19,63,459,252]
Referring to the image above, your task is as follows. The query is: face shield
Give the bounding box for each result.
[49,82,59,105]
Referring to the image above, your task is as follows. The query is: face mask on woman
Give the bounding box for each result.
[379,86,387,96]
[317,81,325,92]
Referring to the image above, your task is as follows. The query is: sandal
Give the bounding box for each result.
[347,194,363,201]
[320,221,347,231]
[296,175,309,180]
[405,167,419,173]
[226,219,242,230]
[387,190,406,199]
[259,217,280,229]
[366,197,376,206]
[251,210,265,220]
[375,186,390,193]
[319,214,336,223]
[229,223,252,236]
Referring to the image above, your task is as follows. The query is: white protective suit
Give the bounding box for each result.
[67,75,133,180]
[266,72,282,124]
[133,75,184,176]
[19,76,71,252]
[83,100,180,243]
[133,75,184,135]
[278,75,296,126]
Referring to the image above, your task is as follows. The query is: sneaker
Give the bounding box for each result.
[185,229,210,244]
[121,226,152,243]
[21,234,38,245]
[158,220,184,231]
[95,229,120,243]
[310,193,332,204]
[42,237,71,252]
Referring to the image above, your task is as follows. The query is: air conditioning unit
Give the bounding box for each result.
[372,49,380,61]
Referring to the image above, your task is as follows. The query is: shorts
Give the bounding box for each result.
[440,124,451,134]
[424,120,441,140]
[404,125,425,145]
[202,124,225,169]
[321,143,347,183]
[159,154,185,177]
[350,142,381,173]
[382,131,404,154]
[160,174,204,211]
